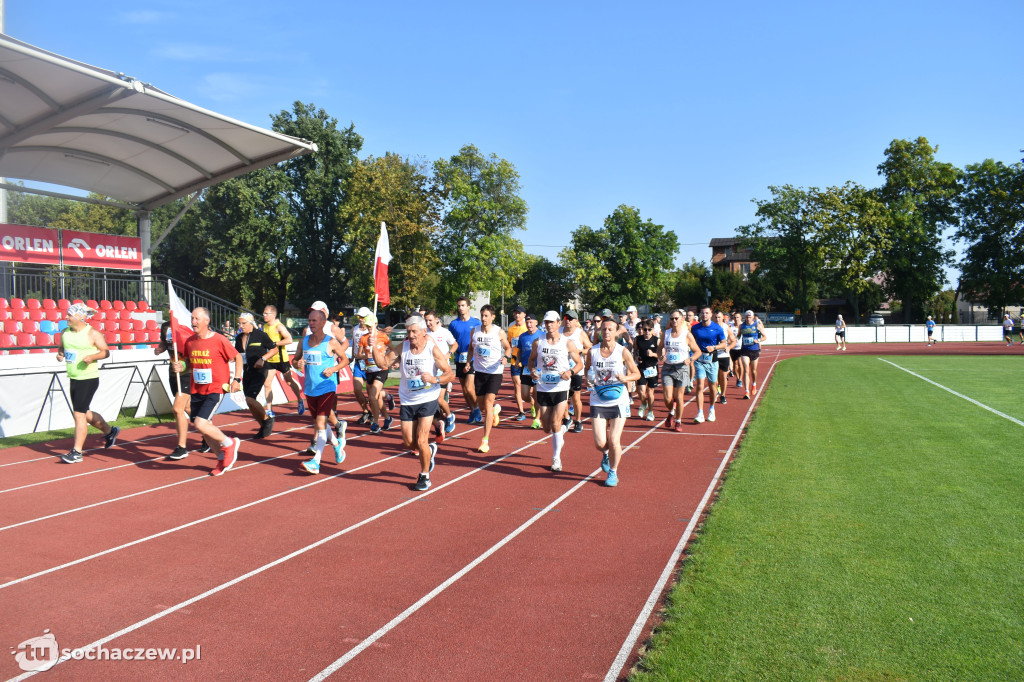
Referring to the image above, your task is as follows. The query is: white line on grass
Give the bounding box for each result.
[6,430,555,681]
[603,349,782,682]
[879,358,1024,428]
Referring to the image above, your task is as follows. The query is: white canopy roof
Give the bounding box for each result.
[0,35,316,210]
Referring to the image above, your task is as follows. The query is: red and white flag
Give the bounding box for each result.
[373,221,392,306]
[167,281,193,358]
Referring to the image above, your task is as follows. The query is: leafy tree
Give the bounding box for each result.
[671,259,709,309]
[342,153,441,312]
[739,185,824,322]
[272,102,363,311]
[432,144,528,311]
[955,157,1024,317]
[559,205,678,312]
[875,137,959,322]
[925,289,957,323]
[512,254,573,315]
[6,186,74,228]
[708,269,744,313]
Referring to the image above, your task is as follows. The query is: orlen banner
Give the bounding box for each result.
[60,229,142,270]
[0,224,61,265]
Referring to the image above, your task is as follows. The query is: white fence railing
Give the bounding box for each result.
[762,325,1004,345]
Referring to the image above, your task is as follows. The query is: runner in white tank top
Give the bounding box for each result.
[559,311,593,433]
[586,318,641,487]
[425,310,458,439]
[531,311,582,472]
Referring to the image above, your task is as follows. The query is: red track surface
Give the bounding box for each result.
[1,342,1017,680]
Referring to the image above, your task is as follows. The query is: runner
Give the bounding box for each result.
[560,310,593,433]
[507,305,528,421]
[171,307,242,476]
[56,303,120,463]
[424,309,458,440]
[517,314,544,429]
[234,312,277,438]
[588,317,641,487]
[530,311,583,471]
[623,305,641,337]
[156,311,193,460]
[303,302,351,447]
[659,309,700,431]
[730,312,744,389]
[633,319,660,421]
[715,310,738,405]
[835,314,847,351]
[261,305,304,418]
[738,309,766,399]
[373,315,454,491]
[449,297,482,423]
[357,312,394,433]
[351,308,374,424]
[292,304,347,474]
[1003,314,1015,346]
[467,304,512,453]
[925,315,937,346]
[691,306,727,424]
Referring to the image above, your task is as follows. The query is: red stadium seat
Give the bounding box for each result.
[86,300,99,310]
[28,310,44,322]
[92,311,106,321]
[58,299,71,311]
[99,300,113,310]
[11,298,25,309]
[21,320,40,333]
[26,299,41,310]
[10,310,27,322]
[45,310,62,322]
[124,300,137,311]
[118,309,133,320]
[33,332,54,348]
[147,330,161,342]
[0,297,8,309]
[2,320,19,334]
[132,320,145,332]
[43,299,57,310]
[112,300,125,310]
[0,332,14,348]
[103,331,120,346]
[15,332,35,348]
[137,300,150,311]
[0,310,10,321]
[145,319,159,331]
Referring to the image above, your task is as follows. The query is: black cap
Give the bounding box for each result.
[513,305,526,313]
[524,313,537,321]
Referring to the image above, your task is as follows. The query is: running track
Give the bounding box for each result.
[1,342,1016,680]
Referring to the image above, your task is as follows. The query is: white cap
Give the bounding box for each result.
[542,310,560,322]
[308,301,329,316]
[837,314,843,319]
[626,305,637,313]
[356,306,373,318]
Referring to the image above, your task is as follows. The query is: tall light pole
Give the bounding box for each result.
[0,0,7,226]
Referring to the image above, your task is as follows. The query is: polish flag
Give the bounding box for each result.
[167,281,193,358]
[373,222,392,306]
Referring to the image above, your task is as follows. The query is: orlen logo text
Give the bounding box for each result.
[65,237,138,261]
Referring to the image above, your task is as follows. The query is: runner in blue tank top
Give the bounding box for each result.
[293,304,349,475]
[738,310,766,398]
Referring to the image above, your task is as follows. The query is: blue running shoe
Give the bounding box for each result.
[369,421,381,434]
[514,412,526,421]
[469,407,481,424]
[601,451,610,473]
[297,400,305,416]
[605,470,618,487]
[301,459,320,475]
[429,442,437,472]
[445,413,456,433]
[333,439,345,464]
[383,415,394,431]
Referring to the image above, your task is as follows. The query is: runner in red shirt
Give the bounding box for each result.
[171,307,243,476]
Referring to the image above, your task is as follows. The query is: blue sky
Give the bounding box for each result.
[6,0,1023,281]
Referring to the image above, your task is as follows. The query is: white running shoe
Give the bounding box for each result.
[551,455,562,472]
[707,408,716,422]
[694,412,705,424]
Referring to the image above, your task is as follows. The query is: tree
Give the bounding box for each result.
[707,268,744,313]
[6,186,74,228]
[512,254,573,315]
[272,102,363,311]
[739,185,824,322]
[955,157,1024,317]
[432,144,528,311]
[671,259,709,309]
[342,153,441,312]
[559,205,678,312]
[812,182,889,323]
[875,137,959,322]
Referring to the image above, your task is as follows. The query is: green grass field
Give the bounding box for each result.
[633,355,1024,681]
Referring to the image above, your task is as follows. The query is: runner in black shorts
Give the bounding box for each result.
[234,313,277,439]
[633,319,659,421]
[157,316,192,459]
[714,310,737,404]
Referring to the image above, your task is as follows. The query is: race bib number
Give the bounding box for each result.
[568,358,576,370]
[192,368,212,385]
[477,346,493,357]
[541,373,561,385]
[356,359,366,370]
[700,352,714,363]
[743,336,756,346]
[667,352,682,364]
[643,366,657,378]
[457,352,468,363]
[305,350,323,366]
[164,328,173,344]
[407,377,426,392]
[64,350,77,364]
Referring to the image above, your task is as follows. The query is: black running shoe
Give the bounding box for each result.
[168,446,189,461]
[103,426,120,449]
[61,449,83,464]
[718,394,727,404]
[356,411,369,425]
[198,441,212,453]
[572,420,583,433]
[385,392,396,411]
[260,416,275,438]
[413,473,431,491]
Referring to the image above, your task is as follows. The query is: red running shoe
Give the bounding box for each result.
[667,415,676,429]
[212,437,240,476]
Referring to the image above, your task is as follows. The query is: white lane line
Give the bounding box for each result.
[604,349,782,682]
[879,358,1024,427]
[0,425,384,533]
[7,430,556,681]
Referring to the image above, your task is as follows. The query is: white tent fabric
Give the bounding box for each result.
[0,35,316,209]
